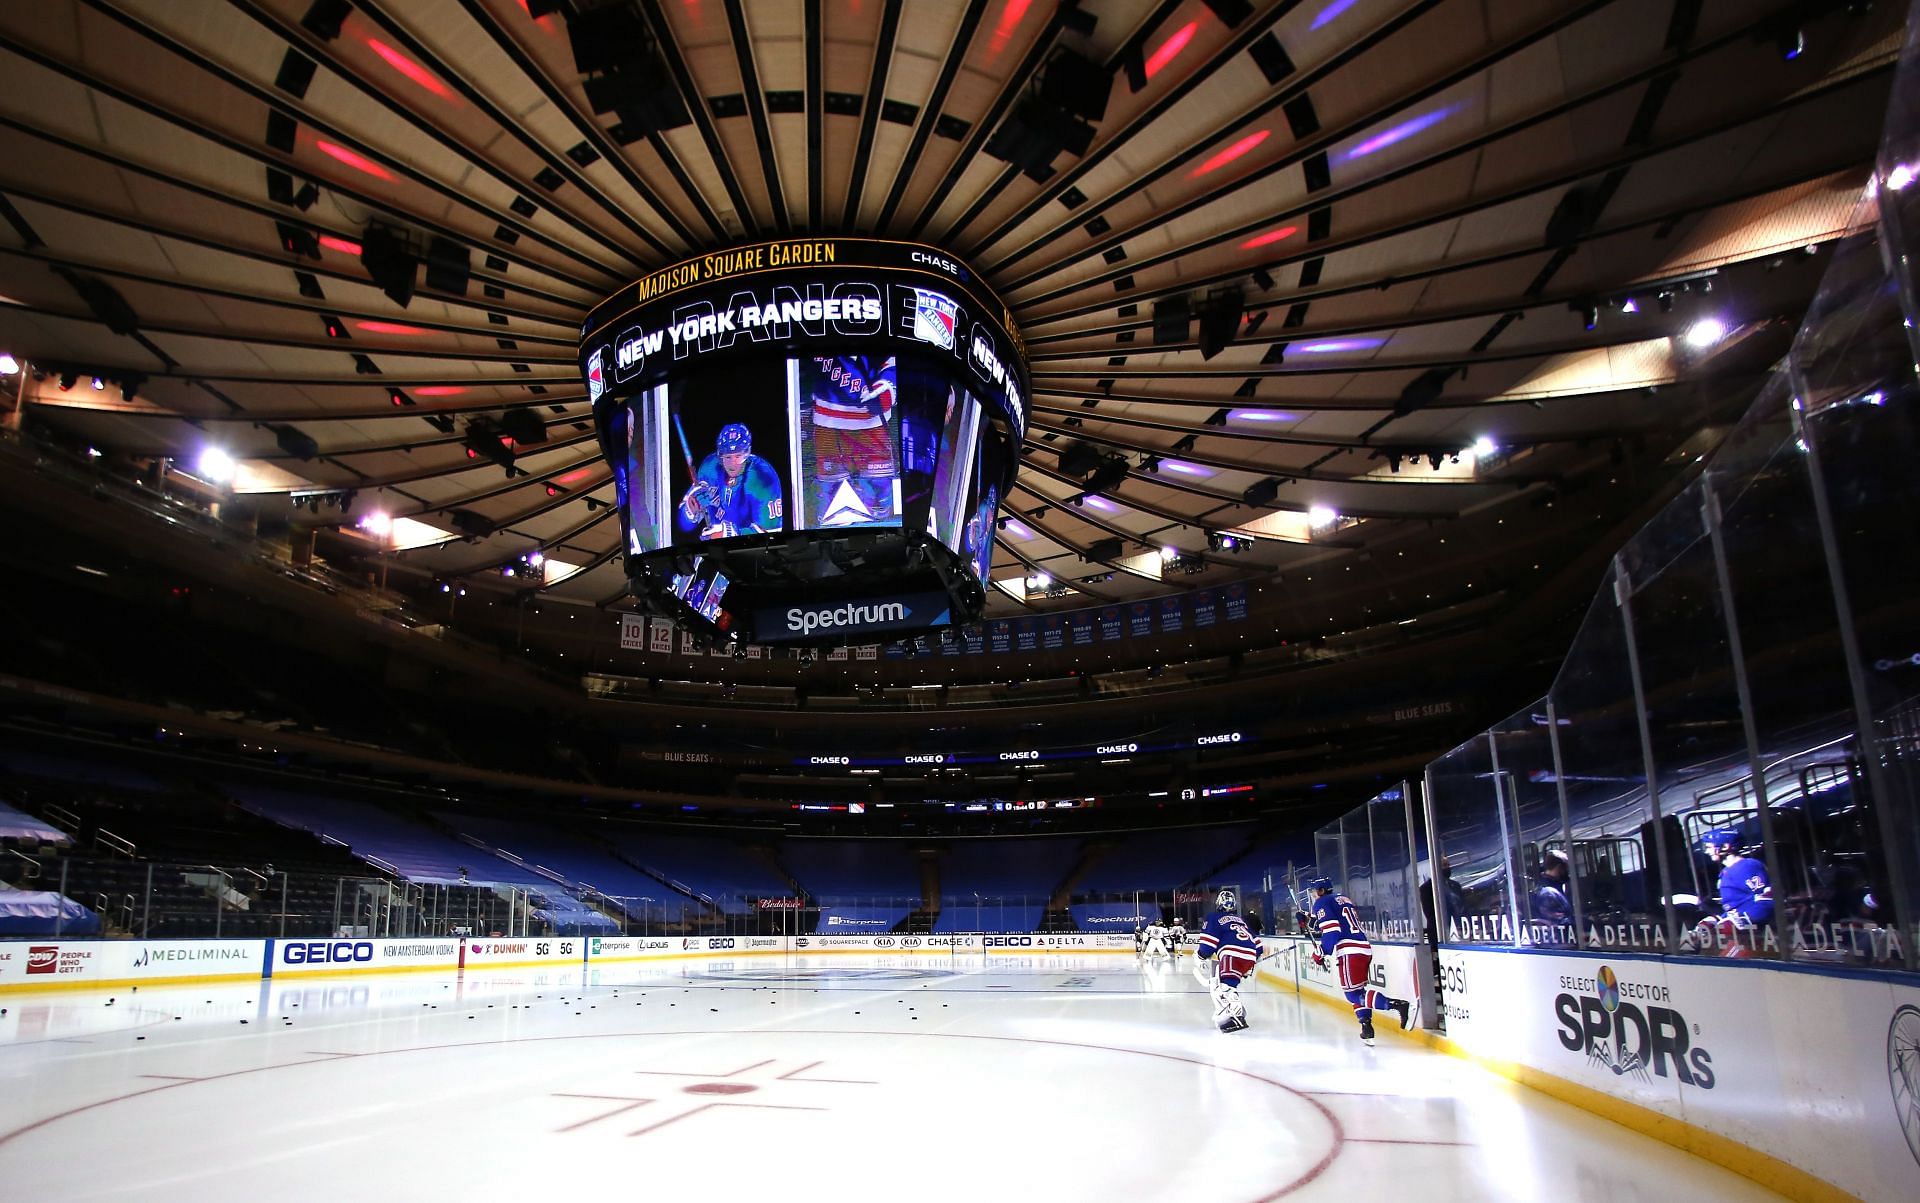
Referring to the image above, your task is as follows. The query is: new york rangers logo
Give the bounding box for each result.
[912,289,959,350]
[586,346,605,403]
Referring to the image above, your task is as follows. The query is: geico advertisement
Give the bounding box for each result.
[465,938,581,964]
[0,940,264,986]
[269,938,459,974]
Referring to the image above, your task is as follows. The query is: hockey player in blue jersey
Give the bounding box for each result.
[1193,889,1262,1033]
[1306,877,1411,1045]
[807,354,896,525]
[1687,827,1773,958]
[677,423,784,541]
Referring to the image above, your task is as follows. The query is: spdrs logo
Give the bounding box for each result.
[1553,966,1714,1088]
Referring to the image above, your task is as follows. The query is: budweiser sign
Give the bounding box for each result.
[757,897,804,910]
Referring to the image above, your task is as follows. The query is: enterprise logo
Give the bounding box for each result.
[786,601,907,635]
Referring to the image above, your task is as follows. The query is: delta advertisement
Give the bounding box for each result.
[1435,947,1920,1203]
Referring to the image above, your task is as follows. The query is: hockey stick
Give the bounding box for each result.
[672,414,722,527]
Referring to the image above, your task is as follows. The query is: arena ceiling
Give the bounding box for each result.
[0,0,1899,635]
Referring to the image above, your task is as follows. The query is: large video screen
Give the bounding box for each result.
[617,350,1010,562]
[585,238,1026,643]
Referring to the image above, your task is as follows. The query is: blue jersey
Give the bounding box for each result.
[811,355,895,430]
[1195,910,1261,961]
[1717,856,1772,924]
[1312,892,1373,957]
[678,454,783,538]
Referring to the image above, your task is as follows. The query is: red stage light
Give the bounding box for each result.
[315,140,394,181]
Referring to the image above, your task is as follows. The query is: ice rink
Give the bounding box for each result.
[0,953,1784,1202]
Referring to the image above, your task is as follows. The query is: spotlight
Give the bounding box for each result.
[1684,317,1728,348]
[1307,505,1338,528]
[292,180,320,211]
[1619,297,1638,315]
[1472,436,1497,458]
[0,354,16,374]
[1141,453,1162,473]
[197,446,236,483]
[440,582,451,593]
[322,314,349,339]
[90,375,105,391]
[1160,545,1178,563]
[1579,305,1597,332]
[360,511,392,536]
[528,550,545,567]
[56,371,77,389]
[1887,163,1917,192]
[1776,27,1804,61]
[388,388,414,407]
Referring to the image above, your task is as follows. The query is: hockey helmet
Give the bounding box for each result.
[716,423,752,455]
[1699,827,1743,854]
[1214,888,1237,913]
[1306,876,1335,894]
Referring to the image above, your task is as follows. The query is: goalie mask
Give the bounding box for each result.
[1215,888,1237,913]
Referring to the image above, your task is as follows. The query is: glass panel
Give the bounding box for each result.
[1488,702,1576,948]
[1428,733,1511,944]
[1368,786,1416,941]
[1548,570,1668,952]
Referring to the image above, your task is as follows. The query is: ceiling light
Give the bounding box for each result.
[197,446,235,483]
[1619,298,1638,315]
[360,510,392,536]
[1472,436,1497,458]
[1308,505,1338,528]
[1684,317,1728,348]
[89,376,105,391]
[1160,545,1179,562]
[1886,163,1917,192]
[0,354,17,375]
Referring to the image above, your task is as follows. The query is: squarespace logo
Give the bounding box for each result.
[1553,965,1715,1088]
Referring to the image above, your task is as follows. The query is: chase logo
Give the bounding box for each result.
[281,941,374,965]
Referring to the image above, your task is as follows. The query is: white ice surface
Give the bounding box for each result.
[0,953,1787,1202]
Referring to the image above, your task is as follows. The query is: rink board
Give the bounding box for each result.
[0,932,1142,991]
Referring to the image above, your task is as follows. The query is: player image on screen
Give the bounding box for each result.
[931,386,980,550]
[676,422,785,542]
[800,354,898,529]
[963,481,998,584]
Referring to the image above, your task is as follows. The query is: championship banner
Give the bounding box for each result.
[1014,617,1038,652]
[1068,612,1094,646]
[883,640,907,659]
[1159,595,1185,633]
[988,620,1012,653]
[619,614,648,650]
[1193,588,1218,628]
[1224,581,1249,621]
[961,624,985,654]
[1128,602,1154,637]
[1041,615,1065,649]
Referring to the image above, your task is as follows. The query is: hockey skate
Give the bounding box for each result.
[1216,1011,1250,1033]
[1358,1018,1376,1046]
[1391,998,1412,1030]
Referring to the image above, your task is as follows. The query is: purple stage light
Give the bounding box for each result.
[1161,460,1213,477]
[1296,338,1384,354]
[1310,0,1361,31]
[1003,520,1034,540]
[1344,105,1459,160]
[1083,495,1118,512]
[1229,409,1298,423]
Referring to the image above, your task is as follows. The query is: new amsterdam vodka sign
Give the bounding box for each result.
[757,592,951,643]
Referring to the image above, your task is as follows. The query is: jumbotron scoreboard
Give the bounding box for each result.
[583,238,1029,647]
